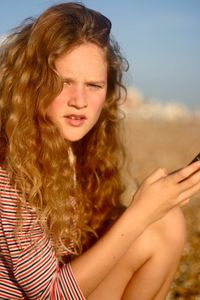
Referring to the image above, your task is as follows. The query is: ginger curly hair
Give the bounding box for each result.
[0,2,128,261]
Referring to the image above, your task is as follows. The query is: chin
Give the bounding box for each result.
[61,125,95,142]
[63,132,88,142]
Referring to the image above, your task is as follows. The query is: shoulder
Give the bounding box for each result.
[0,165,15,191]
[0,165,9,181]
[0,165,19,207]
[0,165,11,193]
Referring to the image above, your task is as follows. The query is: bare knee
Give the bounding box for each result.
[119,208,186,300]
[152,206,186,255]
[144,206,186,267]
[124,207,186,273]
[87,208,186,300]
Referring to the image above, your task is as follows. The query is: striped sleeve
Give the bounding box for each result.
[0,167,86,300]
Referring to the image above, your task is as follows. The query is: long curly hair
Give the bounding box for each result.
[0,2,128,260]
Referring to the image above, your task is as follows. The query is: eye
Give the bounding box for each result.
[63,80,71,87]
[88,83,103,89]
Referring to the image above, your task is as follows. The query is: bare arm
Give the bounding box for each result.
[71,161,200,296]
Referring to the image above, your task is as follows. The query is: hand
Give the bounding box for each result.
[130,161,200,225]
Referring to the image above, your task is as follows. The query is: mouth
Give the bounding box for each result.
[64,114,87,127]
[65,114,86,120]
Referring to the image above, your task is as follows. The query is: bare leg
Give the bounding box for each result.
[88,207,186,300]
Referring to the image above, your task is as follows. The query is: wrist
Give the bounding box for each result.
[127,198,153,229]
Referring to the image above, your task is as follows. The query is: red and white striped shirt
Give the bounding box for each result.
[0,167,86,299]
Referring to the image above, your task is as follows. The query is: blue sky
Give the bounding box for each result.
[0,0,200,109]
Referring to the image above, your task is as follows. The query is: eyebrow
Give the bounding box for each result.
[87,80,106,86]
[62,77,106,86]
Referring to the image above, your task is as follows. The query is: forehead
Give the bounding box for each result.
[55,43,108,78]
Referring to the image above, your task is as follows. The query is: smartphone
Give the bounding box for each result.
[189,152,200,164]
[170,152,200,181]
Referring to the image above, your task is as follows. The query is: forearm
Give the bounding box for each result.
[71,204,148,296]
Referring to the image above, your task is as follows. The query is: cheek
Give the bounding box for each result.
[46,103,56,121]
[46,96,62,119]
[91,97,105,117]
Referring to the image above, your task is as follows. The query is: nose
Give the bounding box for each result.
[68,85,88,109]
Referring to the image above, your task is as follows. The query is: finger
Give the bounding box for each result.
[179,198,190,207]
[178,181,200,203]
[179,168,200,191]
[170,161,200,184]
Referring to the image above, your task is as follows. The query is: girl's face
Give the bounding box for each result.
[46,43,108,142]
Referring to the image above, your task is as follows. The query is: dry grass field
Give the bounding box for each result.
[121,93,200,299]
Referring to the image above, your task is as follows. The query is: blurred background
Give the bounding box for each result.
[0,0,200,110]
[1,1,200,298]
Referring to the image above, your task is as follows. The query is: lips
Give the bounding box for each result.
[66,114,86,120]
[64,114,86,127]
